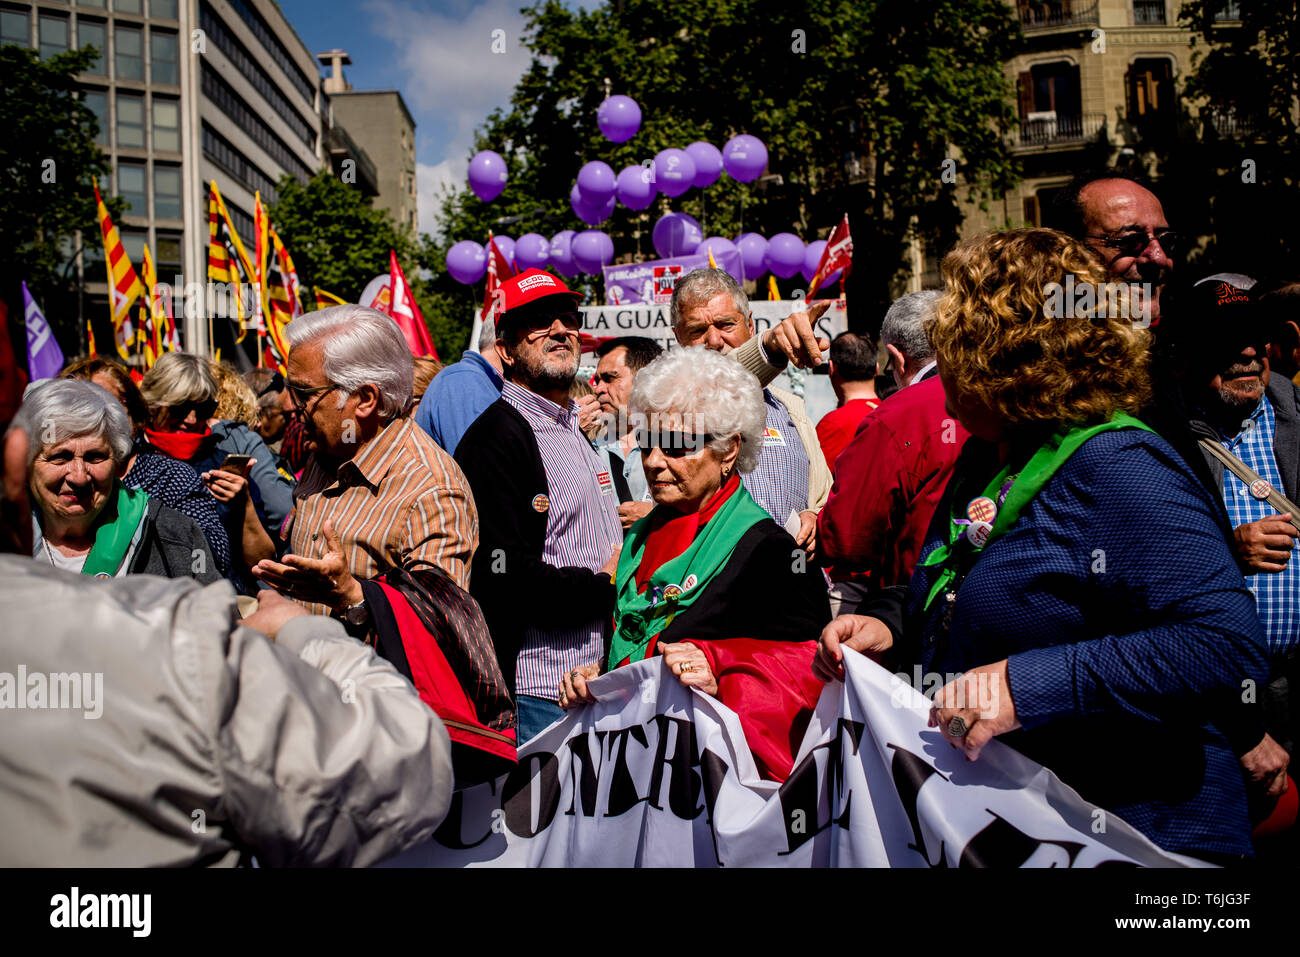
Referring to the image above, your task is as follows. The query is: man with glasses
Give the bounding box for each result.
[455,269,622,742]
[250,305,477,635]
[1052,170,1178,325]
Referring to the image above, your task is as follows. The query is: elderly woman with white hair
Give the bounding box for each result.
[560,347,832,781]
[21,378,220,583]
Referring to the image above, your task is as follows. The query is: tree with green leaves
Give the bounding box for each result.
[0,44,118,353]
[426,0,1022,333]
[268,170,463,358]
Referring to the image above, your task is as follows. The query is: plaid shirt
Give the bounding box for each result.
[289,417,478,615]
[740,389,811,526]
[1219,393,1300,656]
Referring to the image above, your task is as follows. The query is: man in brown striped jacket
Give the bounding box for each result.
[251,305,478,634]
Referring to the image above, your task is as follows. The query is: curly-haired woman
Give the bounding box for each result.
[816,229,1268,863]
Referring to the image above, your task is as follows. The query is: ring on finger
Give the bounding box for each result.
[680,662,694,674]
[947,715,970,738]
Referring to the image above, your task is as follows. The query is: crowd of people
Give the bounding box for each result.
[1,169,1297,867]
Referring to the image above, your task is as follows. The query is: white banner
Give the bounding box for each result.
[386,652,1210,868]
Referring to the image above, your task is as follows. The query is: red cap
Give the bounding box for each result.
[494,269,584,329]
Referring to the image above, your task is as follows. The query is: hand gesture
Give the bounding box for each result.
[1233,513,1299,573]
[202,459,253,504]
[761,301,831,369]
[574,394,602,434]
[813,614,894,681]
[250,520,362,612]
[660,641,717,696]
[237,588,308,641]
[794,509,817,552]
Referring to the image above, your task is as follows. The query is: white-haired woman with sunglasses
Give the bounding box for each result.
[140,353,294,590]
[558,346,831,781]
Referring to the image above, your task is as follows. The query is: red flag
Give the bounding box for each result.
[807,214,853,296]
[479,234,517,322]
[387,250,437,359]
[0,297,29,425]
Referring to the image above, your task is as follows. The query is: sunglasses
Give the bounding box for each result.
[1087,228,1180,259]
[638,432,716,458]
[172,399,218,421]
[257,371,285,399]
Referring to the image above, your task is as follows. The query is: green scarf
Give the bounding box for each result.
[920,412,1153,610]
[607,481,770,670]
[39,482,149,578]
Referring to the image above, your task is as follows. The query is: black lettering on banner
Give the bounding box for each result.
[778,718,865,854]
[565,730,609,818]
[699,747,731,866]
[887,743,949,867]
[615,310,634,330]
[433,781,499,849]
[591,312,610,330]
[603,724,650,817]
[503,750,561,838]
[646,714,704,819]
[956,809,1085,868]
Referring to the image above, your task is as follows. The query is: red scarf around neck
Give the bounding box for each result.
[635,473,741,594]
[144,426,211,462]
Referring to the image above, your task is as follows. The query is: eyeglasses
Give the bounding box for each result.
[257,371,285,399]
[1086,228,1180,259]
[638,432,716,458]
[286,382,339,412]
[171,399,218,421]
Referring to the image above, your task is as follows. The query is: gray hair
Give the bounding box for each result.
[16,378,133,467]
[629,346,766,473]
[287,305,415,422]
[880,290,942,364]
[1195,272,1257,290]
[140,351,216,410]
[477,315,499,354]
[669,267,750,333]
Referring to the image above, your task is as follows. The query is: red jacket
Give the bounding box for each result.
[817,376,969,589]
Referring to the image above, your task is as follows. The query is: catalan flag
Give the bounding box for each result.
[206,181,255,342]
[313,286,346,310]
[86,319,97,358]
[94,178,143,359]
[768,275,780,301]
[262,225,302,372]
[137,244,177,368]
[252,191,270,355]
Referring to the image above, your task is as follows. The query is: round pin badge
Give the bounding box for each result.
[1250,479,1272,501]
[966,496,997,524]
[683,574,698,591]
[93,572,112,580]
[965,520,993,548]
[531,494,550,513]
[662,584,683,602]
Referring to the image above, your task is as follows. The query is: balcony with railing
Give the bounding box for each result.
[1011,111,1106,149]
[1016,1,1100,32]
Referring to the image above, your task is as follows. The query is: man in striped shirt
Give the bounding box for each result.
[456,270,623,743]
[251,306,478,634]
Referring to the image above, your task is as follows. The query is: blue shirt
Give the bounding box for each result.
[740,390,811,526]
[594,436,651,503]
[907,429,1268,860]
[500,381,623,700]
[1218,394,1300,656]
[414,350,504,455]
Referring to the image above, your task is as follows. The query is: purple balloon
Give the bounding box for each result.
[569,183,615,225]
[616,164,657,211]
[549,230,578,278]
[652,212,703,259]
[515,233,550,271]
[800,239,843,289]
[685,142,723,189]
[597,95,642,143]
[654,148,697,199]
[577,161,617,205]
[699,236,740,278]
[491,235,515,269]
[765,232,804,279]
[571,230,614,275]
[445,240,487,284]
[722,134,769,183]
[467,150,508,202]
[734,233,769,280]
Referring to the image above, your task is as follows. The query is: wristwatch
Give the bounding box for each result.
[338,598,369,629]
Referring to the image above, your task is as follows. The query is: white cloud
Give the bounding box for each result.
[365,0,533,237]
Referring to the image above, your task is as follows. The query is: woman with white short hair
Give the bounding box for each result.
[558,347,831,781]
[17,378,219,583]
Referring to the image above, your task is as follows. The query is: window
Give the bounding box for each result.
[120,231,147,270]
[115,24,142,80]
[200,65,314,184]
[152,98,179,152]
[156,235,182,280]
[1,9,29,47]
[1214,1,1241,21]
[150,30,177,84]
[154,166,181,219]
[114,0,143,14]
[1128,58,1176,142]
[152,0,178,18]
[38,13,68,59]
[79,0,107,8]
[78,19,106,74]
[116,92,144,147]
[118,163,147,215]
[83,89,108,145]
[1133,1,1166,25]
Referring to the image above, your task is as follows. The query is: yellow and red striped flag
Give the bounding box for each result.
[137,244,177,368]
[94,178,144,359]
[313,286,345,310]
[86,319,97,358]
[262,225,302,372]
[206,181,255,342]
[768,275,780,301]
[252,191,270,360]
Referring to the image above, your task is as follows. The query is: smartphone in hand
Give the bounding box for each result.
[219,453,253,475]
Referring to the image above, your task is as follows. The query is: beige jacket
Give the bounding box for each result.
[0,557,452,867]
[733,336,833,511]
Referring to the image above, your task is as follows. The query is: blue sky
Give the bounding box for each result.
[278,0,539,237]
